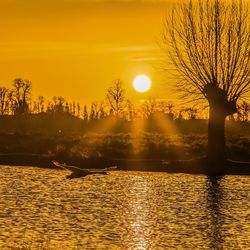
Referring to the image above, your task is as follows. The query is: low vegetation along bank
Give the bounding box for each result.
[0,132,249,169]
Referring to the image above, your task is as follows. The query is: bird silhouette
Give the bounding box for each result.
[52,160,117,179]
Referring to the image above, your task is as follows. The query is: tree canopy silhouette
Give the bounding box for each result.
[13,78,32,114]
[106,79,126,117]
[163,0,250,165]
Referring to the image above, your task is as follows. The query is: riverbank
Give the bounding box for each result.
[0,132,249,175]
[1,132,250,161]
[1,153,249,176]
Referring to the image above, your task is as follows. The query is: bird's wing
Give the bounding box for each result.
[52,161,91,173]
[86,166,117,173]
[52,160,69,170]
[52,161,117,173]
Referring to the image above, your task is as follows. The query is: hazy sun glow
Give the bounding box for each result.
[133,75,152,93]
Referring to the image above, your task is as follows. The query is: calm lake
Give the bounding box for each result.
[0,166,249,249]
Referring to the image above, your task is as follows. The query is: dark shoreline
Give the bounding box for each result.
[0,154,249,176]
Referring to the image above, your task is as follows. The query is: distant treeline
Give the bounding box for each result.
[0,112,250,135]
[0,78,249,122]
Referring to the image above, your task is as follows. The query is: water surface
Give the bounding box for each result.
[0,166,249,249]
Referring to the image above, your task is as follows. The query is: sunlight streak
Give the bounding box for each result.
[89,116,118,134]
[153,112,180,139]
[129,118,145,158]
[152,112,193,160]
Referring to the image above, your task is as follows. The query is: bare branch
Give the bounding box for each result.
[162,0,250,104]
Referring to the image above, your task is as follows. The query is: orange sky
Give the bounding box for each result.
[0,0,178,104]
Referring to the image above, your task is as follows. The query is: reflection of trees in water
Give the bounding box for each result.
[206,176,224,249]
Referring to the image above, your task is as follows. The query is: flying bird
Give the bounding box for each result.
[52,160,117,179]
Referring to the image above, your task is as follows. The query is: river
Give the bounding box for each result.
[0,166,249,249]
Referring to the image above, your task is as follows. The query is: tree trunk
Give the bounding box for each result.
[207,106,227,163]
[204,84,237,166]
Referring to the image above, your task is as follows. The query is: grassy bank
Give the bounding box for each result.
[0,132,249,168]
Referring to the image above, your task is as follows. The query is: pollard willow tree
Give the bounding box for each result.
[163,0,250,165]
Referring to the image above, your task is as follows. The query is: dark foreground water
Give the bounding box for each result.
[0,166,249,249]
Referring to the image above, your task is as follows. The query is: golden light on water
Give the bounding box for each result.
[133,75,152,93]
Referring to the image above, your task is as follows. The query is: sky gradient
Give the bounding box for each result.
[0,0,178,104]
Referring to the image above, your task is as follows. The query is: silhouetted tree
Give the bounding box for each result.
[176,109,184,120]
[7,90,15,114]
[46,101,53,113]
[13,79,22,104]
[72,102,76,115]
[164,0,250,163]
[89,103,96,120]
[238,101,249,121]
[77,102,81,117]
[106,79,126,117]
[12,78,32,114]
[83,105,88,121]
[184,107,198,120]
[126,100,135,121]
[65,102,70,113]
[166,103,174,114]
[32,101,38,113]
[141,97,157,119]
[52,96,65,113]
[164,102,175,120]
[98,102,106,119]
[0,87,9,115]
[69,103,73,113]
[38,96,45,113]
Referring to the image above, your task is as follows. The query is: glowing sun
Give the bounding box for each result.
[133,75,151,93]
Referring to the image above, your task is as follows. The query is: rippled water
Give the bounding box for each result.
[0,166,249,249]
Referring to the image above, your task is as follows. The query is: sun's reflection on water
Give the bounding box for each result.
[120,174,159,250]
